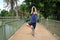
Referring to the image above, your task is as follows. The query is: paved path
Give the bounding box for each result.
[9,23,57,40]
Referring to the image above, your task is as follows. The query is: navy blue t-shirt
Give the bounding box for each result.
[30,13,37,23]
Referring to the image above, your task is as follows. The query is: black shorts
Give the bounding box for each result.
[28,22,36,29]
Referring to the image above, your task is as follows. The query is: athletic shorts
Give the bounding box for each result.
[28,22,36,29]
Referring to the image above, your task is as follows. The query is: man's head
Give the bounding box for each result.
[33,7,35,12]
[32,6,36,12]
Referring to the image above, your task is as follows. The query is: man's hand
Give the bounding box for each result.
[32,6,36,8]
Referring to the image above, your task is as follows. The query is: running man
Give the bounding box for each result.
[27,6,37,37]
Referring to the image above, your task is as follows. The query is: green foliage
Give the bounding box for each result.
[1,10,10,16]
[19,4,27,12]
[25,17,30,22]
[24,0,60,21]
[2,0,60,21]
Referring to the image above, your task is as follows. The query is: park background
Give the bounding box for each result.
[0,0,60,40]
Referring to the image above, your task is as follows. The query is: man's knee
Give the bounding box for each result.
[26,23,29,26]
[26,23,31,27]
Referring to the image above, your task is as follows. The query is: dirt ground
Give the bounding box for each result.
[9,23,57,40]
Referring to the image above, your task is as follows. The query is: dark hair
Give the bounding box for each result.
[33,8,35,12]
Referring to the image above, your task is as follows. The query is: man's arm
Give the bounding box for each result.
[31,7,33,14]
[35,7,37,14]
[31,6,37,14]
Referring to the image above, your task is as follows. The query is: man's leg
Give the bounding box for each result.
[26,23,32,30]
[32,24,36,37]
[32,26,35,37]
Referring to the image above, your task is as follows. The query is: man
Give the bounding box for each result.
[27,6,37,37]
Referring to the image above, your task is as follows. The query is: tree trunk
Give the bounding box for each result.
[10,0,14,16]
[11,4,14,16]
[16,1,18,18]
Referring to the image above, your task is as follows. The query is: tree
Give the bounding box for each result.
[15,0,19,18]
[19,4,27,18]
[1,10,10,16]
[4,0,19,17]
[24,0,60,21]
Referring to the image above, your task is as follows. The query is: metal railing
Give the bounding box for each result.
[0,18,25,40]
[0,18,60,40]
[40,19,60,39]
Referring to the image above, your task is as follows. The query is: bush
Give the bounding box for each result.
[37,18,39,22]
[25,16,30,22]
